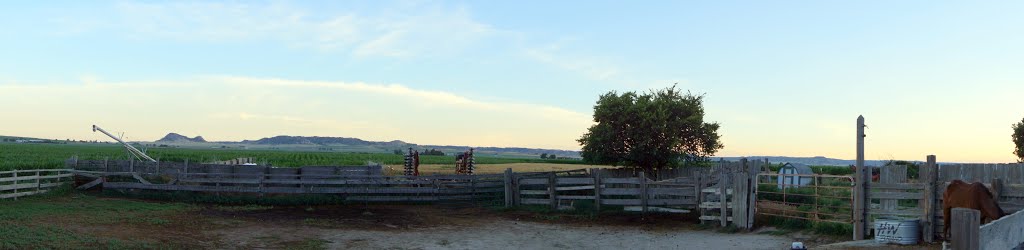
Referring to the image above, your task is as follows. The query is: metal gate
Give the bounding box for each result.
[756,172,855,224]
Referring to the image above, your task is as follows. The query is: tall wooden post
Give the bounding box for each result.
[504,168,513,208]
[921,155,937,243]
[548,172,558,210]
[12,171,18,201]
[639,171,649,214]
[719,170,728,227]
[951,208,980,250]
[853,115,868,240]
[592,168,602,212]
[696,174,704,224]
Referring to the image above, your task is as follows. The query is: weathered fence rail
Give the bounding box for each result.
[0,169,73,200]
[71,159,504,202]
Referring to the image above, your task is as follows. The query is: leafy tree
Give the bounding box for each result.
[540,153,548,159]
[1014,117,1024,163]
[549,154,557,159]
[578,85,723,172]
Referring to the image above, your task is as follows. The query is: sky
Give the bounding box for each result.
[1,1,1023,163]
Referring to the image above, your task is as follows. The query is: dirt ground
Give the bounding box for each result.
[8,195,943,249]
[202,204,798,250]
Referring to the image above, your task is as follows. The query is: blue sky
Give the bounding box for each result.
[2,1,1023,162]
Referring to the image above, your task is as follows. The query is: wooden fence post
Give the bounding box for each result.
[853,115,868,240]
[548,172,558,210]
[922,155,937,243]
[504,168,513,208]
[951,208,980,250]
[733,159,747,229]
[592,168,602,212]
[991,178,1003,202]
[719,170,728,227]
[639,171,648,214]
[35,169,41,194]
[696,174,704,224]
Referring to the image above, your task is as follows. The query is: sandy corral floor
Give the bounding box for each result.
[3,194,943,250]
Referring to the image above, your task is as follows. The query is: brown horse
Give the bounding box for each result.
[942,180,1005,239]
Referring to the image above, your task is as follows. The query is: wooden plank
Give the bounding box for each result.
[519,190,549,195]
[556,185,599,191]
[870,208,922,217]
[701,188,733,195]
[180,178,261,184]
[603,188,641,196]
[699,215,733,221]
[0,183,40,191]
[519,178,548,185]
[700,202,730,209]
[555,178,594,185]
[132,173,152,185]
[602,178,640,184]
[103,182,260,193]
[77,177,104,190]
[601,199,642,206]
[345,196,440,202]
[872,192,923,200]
[558,195,596,200]
[624,206,690,213]
[871,183,924,190]
[951,208,980,250]
[648,187,692,196]
[648,198,696,206]
[521,198,550,205]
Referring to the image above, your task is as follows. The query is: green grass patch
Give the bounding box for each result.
[0,193,193,249]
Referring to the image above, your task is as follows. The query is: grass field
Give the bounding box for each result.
[0,143,589,171]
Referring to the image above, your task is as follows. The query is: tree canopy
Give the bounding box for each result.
[577,85,723,172]
[1014,117,1024,163]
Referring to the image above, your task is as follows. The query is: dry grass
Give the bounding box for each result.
[381,163,612,175]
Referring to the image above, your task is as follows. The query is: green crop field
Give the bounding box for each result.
[0,143,586,171]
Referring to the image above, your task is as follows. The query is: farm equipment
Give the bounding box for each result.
[454,148,475,175]
[404,148,420,176]
[92,125,156,162]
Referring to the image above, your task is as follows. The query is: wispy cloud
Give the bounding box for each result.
[50,2,495,58]
[523,42,622,81]
[212,75,592,123]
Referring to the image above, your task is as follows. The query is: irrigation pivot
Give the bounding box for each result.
[92,125,157,162]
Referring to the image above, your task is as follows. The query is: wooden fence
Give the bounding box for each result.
[510,160,759,229]
[950,208,1024,250]
[0,169,73,200]
[852,155,1024,244]
[71,159,503,202]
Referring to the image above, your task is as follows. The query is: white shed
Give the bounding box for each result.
[777,163,813,189]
